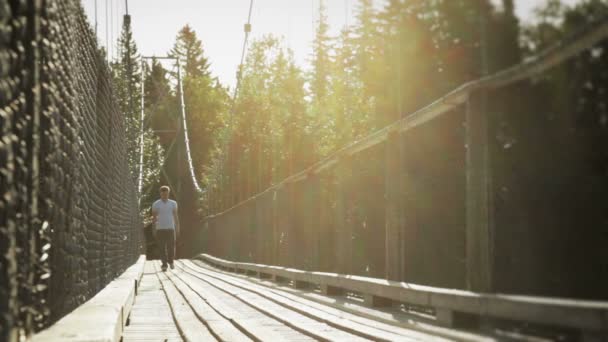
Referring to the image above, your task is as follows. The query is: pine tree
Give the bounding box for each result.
[169,25,228,185]
[310,0,331,109]
[170,25,211,79]
[144,59,176,149]
[352,0,381,99]
[430,0,495,88]
[113,15,141,183]
[375,0,439,123]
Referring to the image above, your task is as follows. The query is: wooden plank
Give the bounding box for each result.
[175,261,372,342]
[465,89,493,293]
[171,267,314,341]
[190,260,491,340]
[202,259,496,341]
[176,272,322,340]
[122,265,182,342]
[182,260,458,341]
[32,256,146,342]
[153,263,218,341]
[163,265,253,342]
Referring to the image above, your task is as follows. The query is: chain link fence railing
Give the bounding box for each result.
[0,0,142,340]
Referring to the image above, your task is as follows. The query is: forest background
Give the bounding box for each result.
[107,0,608,217]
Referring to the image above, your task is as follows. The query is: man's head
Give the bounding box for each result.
[160,186,170,200]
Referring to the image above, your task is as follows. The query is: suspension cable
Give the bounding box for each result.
[110,0,113,60]
[219,0,254,209]
[105,0,109,62]
[231,0,254,105]
[177,60,204,193]
[95,0,98,37]
[137,58,145,198]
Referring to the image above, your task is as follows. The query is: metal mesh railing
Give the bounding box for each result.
[0,1,142,340]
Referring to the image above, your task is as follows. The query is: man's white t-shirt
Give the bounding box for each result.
[152,199,178,230]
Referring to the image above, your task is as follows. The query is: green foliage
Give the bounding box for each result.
[171,25,228,181]
[112,16,142,183]
[198,0,608,217]
[215,36,314,208]
[201,0,528,212]
[111,16,165,216]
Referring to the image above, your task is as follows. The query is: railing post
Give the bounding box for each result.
[335,157,353,274]
[287,182,300,268]
[465,89,494,292]
[385,131,403,281]
[271,189,281,266]
[302,174,320,270]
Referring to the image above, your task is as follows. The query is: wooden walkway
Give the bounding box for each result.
[121,260,487,342]
[32,256,608,341]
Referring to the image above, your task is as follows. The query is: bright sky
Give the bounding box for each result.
[82,0,580,89]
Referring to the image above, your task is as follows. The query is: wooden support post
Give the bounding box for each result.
[320,284,344,296]
[273,274,288,283]
[335,157,353,275]
[261,193,272,265]
[436,309,479,330]
[302,174,320,270]
[293,280,312,289]
[465,89,493,292]
[385,131,403,281]
[272,190,279,266]
[288,182,302,269]
[258,272,272,279]
[363,294,392,308]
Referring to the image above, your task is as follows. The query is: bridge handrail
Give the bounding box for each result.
[31,256,146,342]
[198,253,608,333]
[206,16,608,218]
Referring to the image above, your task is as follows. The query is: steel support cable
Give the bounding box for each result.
[95,0,98,37]
[218,0,254,210]
[138,58,145,198]
[105,0,109,62]
[137,57,205,198]
[177,61,204,193]
[232,0,254,105]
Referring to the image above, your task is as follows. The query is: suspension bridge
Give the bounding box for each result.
[1,0,608,341]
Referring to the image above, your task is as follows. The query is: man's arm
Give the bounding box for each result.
[151,205,158,223]
[173,206,180,237]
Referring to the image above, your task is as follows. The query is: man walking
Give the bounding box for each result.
[152,186,179,271]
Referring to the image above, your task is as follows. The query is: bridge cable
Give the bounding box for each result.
[137,57,205,199]
[137,58,145,199]
[105,0,109,62]
[177,60,205,193]
[110,0,113,60]
[94,0,98,37]
[231,0,254,105]
[219,0,254,209]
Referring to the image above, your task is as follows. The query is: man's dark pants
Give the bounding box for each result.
[156,229,175,267]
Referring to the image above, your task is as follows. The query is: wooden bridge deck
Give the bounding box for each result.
[121,260,485,342]
[33,256,608,341]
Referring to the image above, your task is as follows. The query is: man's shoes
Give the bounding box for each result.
[161,265,167,272]
[169,263,175,270]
